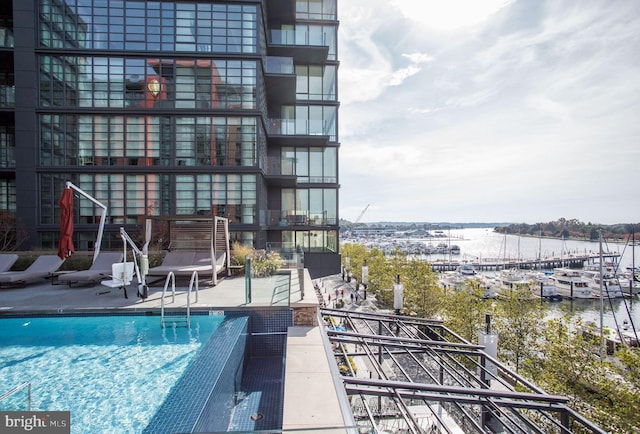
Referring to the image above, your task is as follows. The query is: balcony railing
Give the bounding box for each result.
[0,27,14,48]
[268,118,331,137]
[265,56,294,75]
[270,29,327,47]
[264,156,296,177]
[267,210,336,227]
[0,85,15,107]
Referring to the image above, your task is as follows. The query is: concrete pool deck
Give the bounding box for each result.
[0,267,351,432]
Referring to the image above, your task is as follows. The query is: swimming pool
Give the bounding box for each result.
[0,313,224,433]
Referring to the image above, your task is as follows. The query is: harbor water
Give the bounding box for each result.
[349,227,640,332]
[444,227,640,333]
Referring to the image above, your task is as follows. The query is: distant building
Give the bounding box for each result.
[1,0,340,277]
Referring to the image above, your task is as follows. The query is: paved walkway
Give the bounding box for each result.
[0,271,302,312]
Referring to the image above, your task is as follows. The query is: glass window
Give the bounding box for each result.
[38,0,257,54]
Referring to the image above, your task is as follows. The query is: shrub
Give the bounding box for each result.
[231,241,253,266]
[250,249,282,277]
[230,242,283,277]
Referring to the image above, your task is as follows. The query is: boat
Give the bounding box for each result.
[439,271,467,291]
[617,271,640,296]
[497,269,530,291]
[526,271,562,301]
[550,268,593,299]
[582,263,624,298]
[450,245,461,255]
[457,263,476,275]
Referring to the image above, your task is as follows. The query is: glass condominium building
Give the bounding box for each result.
[1,0,340,278]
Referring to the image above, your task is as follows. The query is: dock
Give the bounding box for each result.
[428,252,621,272]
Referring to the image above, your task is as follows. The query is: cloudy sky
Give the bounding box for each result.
[337,0,640,225]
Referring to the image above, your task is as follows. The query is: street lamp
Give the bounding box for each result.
[393,274,403,316]
[345,256,351,282]
[362,259,368,299]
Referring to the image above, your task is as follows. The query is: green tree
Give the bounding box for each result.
[441,279,494,343]
[492,283,544,372]
[397,259,443,319]
[524,316,640,432]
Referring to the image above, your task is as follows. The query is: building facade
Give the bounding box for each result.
[1,0,340,278]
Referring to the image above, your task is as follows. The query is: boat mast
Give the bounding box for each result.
[599,232,604,358]
[633,227,636,296]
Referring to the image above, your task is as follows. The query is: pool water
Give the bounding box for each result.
[0,314,224,434]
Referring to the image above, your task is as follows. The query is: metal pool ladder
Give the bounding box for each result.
[0,382,31,410]
[160,271,199,329]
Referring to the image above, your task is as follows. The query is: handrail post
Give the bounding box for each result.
[160,272,176,328]
[186,271,199,328]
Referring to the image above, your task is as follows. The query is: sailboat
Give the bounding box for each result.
[617,229,640,296]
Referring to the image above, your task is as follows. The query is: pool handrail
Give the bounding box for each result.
[160,270,198,328]
[186,270,199,328]
[0,382,31,411]
[160,272,176,328]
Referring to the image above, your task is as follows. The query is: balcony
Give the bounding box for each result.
[0,27,13,48]
[265,57,295,106]
[268,29,329,64]
[0,85,14,108]
[263,156,297,187]
[266,210,336,228]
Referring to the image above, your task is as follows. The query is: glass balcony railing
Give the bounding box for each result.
[265,56,294,75]
[0,27,14,48]
[266,210,336,227]
[0,85,15,107]
[270,29,327,47]
[264,156,296,177]
[268,119,331,137]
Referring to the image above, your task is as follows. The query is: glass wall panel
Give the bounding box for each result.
[0,126,16,168]
[282,105,337,140]
[39,0,257,54]
[38,114,258,167]
[40,56,257,110]
[281,188,337,225]
[280,230,336,253]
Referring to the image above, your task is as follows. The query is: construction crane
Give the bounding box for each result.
[354,204,369,224]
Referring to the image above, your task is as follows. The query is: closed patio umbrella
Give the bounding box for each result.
[57,187,75,260]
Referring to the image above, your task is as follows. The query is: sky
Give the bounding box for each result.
[337,0,640,225]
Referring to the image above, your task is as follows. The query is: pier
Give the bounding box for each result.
[428,253,621,272]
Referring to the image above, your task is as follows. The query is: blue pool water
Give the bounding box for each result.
[0,314,224,433]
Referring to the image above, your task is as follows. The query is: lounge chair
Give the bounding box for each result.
[57,252,124,286]
[0,255,64,287]
[147,251,227,278]
[0,254,18,272]
[146,251,196,277]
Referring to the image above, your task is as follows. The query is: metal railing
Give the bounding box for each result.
[160,270,198,329]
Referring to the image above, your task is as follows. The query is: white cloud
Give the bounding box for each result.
[391,0,514,31]
[338,0,640,223]
[402,52,434,64]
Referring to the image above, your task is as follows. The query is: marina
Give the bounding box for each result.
[427,252,620,272]
[342,226,640,329]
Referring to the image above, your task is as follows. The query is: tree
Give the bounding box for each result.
[0,211,28,251]
[492,283,544,372]
[441,279,494,343]
[397,258,443,319]
[524,316,640,432]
